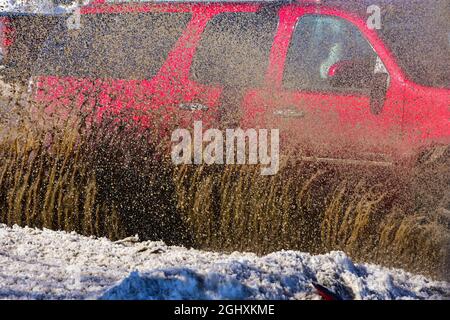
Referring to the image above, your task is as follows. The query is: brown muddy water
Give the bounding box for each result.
[0,82,448,281]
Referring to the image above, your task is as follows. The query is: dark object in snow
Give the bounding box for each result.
[312,282,343,301]
[149,248,166,254]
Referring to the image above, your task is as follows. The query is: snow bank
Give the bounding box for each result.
[0,224,448,300]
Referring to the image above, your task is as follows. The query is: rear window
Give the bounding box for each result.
[34,12,192,80]
[190,11,278,88]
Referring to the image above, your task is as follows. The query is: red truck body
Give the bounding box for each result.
[0,16,15,61]
[30,0,449,162]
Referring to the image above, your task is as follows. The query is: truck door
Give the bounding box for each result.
[243,7,404,164]
[184,8,279,129]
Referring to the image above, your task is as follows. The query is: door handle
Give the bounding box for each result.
[178,103,209,111]
[273,107,305,118]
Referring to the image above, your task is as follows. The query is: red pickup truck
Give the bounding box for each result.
[27,0,449,163]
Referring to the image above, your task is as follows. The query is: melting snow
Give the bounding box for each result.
[0,224,448,300]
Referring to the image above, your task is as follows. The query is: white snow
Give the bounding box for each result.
[0,224,448,300]
[0,0,87,13]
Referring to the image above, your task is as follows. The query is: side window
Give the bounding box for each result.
[283,15,378,92]
[190,11,278,88]
[35,13,192,80]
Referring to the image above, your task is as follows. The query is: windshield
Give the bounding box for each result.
[378,2,450,88]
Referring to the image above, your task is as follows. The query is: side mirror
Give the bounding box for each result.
[329,59,389,115]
